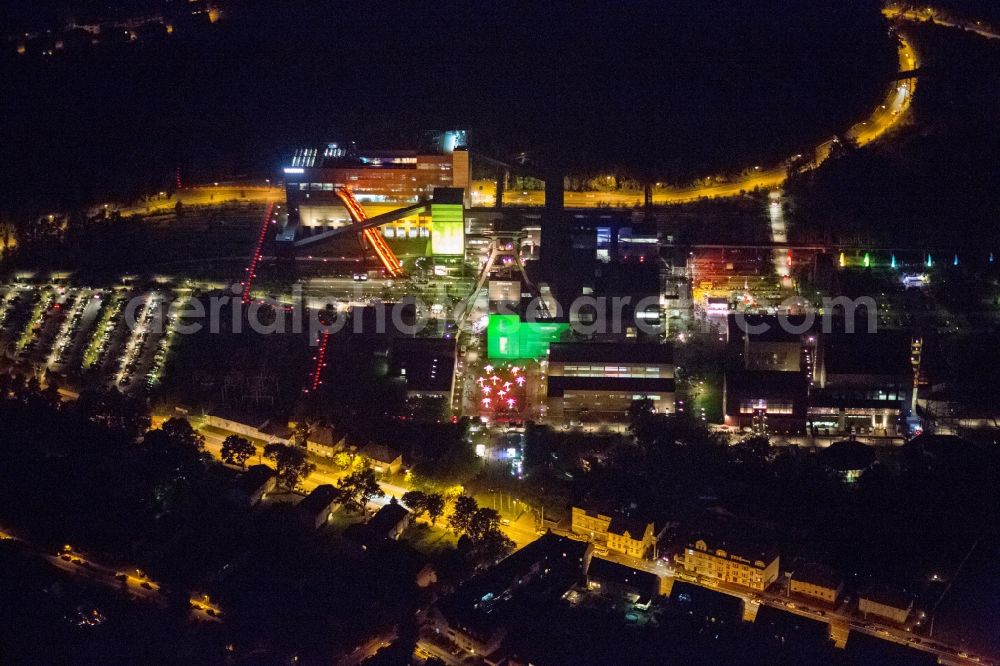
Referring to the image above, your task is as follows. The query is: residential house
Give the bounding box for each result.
[306,425,345,458]
[570,506,657,559]
[228,464,276,507]
[297,484,341,529]
[859,584,914,624]
[789,562,844,605]
[363,502,411,542]
[259,421,293,445]
[432,532,591,658]
[360,443,404,475]
[585,557,660,608]
[679,535,780,592]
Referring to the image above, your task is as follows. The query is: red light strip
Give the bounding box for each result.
[241,201,275,304]
[303,331,330,393]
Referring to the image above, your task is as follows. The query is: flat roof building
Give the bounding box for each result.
[809,331,916,437]
[723,369,808,433]
[669,580,744,626]
[585,557,660,607]
[432,531,591,657]
[391,337,457,400]
[547,342,675,422]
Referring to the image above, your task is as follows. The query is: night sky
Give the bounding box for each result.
[0,0,894,213]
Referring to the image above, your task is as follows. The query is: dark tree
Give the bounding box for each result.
[160,417,205,452]
[220,435,256,468]
[335,467,384,513]
[424,493,445,526]
[263,443,315,490]
[449,495,478,534]
[401,490,428,518]
[467,507,503,542]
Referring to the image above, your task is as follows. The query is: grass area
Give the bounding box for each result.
[688,377,724,424]
[323,509,364,534]
[402,522,458,556]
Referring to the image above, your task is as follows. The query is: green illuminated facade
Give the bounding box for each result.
[487,314,569,360]
[430,202,464,256]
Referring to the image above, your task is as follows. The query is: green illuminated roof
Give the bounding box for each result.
[487,314,569,359]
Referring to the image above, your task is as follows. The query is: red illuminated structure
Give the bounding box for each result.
[335,189,403,278]
[303,330,330,394]
[241,201,275,304]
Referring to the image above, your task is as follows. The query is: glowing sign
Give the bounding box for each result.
[430,202,464,256]
[283,167,304,174]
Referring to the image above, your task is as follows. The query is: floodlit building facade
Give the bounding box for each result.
[282,132,469,237]
[570,507,657,559]
[680,537,779,592]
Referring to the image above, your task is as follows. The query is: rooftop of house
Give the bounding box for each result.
[308,425,345,447]
[360,443,402,464]
[297,484,339,517]
[608,514,653,539]
[669,580,744,623]
[259,421,293,440]
[791,561,843,590]
[861,583,915,610]
[232,464,276,496]
[364,502,410,537]
[452,531,590,610]
[207,405,270,429]
[688,532,779,567]
[586,557,659,604]
[845,631,937,666]
[753,604,831,643]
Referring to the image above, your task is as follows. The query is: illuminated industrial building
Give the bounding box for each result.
[546,342,675,422]
[807,331,917,437]
[282,131,469,245]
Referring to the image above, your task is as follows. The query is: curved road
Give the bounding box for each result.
[105,24,924,218]
[474,29,918,207]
